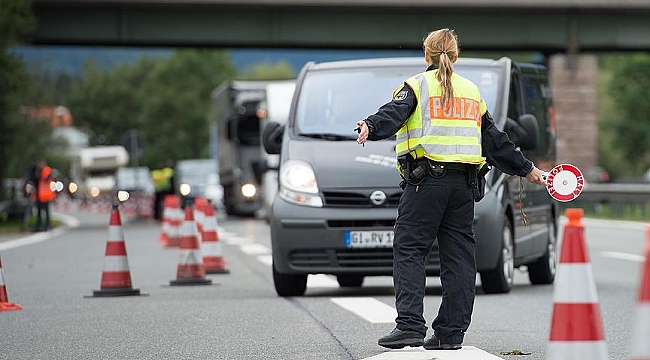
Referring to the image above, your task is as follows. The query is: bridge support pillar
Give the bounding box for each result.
[549,54,598,181]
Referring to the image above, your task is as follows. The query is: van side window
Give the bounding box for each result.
[507,73,522,121]
[523,75,555,159]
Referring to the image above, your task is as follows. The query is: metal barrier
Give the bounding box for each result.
[563,183,650,220]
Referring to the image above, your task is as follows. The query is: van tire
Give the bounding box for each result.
[480,218,514,294]
[337,275,364,287]
[527,216,557,285]
[273,263,307,297]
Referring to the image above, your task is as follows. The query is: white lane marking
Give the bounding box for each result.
[331,297,397,324]
[308,274,339,288]
[252,252,339,288]
[257,255,273,266]
[239,243,270,255]
[220,235,250,245]
[600,251,645,263]
[0,227,67,251]
[360,346,504,359]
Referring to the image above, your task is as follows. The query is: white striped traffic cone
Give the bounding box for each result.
[193,197,208,244]
[161,195,183,248]
[201,204,229,274]
[170,205,212,286]
[630,226,650,360]
[90,204,143,297]
[546,208,608,360]
[0,255,22,311]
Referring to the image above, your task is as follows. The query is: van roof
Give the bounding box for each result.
[307,56,511,71]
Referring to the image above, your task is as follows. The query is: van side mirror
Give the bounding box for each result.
[505,114,539,151]
[262,121,284,155]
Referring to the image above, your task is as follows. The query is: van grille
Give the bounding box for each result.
[328,219,395,228]
[322,190,401,208]
[289,248,441,269]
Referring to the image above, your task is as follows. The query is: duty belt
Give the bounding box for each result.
[414,158,471,173]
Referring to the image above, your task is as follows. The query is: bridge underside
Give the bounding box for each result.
[32,5,650,52]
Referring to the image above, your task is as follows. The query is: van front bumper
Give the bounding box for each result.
[269,197,442,276]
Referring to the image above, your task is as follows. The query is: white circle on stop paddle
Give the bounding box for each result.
[552,170,578,196]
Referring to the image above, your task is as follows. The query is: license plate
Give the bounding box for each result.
[344,230,394,248]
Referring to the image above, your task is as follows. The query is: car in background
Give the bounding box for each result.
[205,172,225,210]
[114,166,155,218]
[115,167,155,196]
[174,159,223,208]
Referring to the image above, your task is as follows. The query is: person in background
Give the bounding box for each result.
[33,160,56,232]
[356,28,546,350]
[151,159,175,221]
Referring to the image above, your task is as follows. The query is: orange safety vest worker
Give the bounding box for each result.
[37,166,56,203]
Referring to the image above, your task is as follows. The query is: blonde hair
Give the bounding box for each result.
[423,28,459,109]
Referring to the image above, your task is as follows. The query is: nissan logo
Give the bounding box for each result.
[369,190,387,206]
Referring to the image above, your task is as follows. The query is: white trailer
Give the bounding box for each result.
[75,145,130,201]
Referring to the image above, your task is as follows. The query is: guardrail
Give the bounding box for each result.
[563,182,650,220]
[580,183,650,203]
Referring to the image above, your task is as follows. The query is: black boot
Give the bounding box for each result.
[378,328,424,349]
[423,334,463,350]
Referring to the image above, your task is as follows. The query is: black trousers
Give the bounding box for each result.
[393,170,476,342]
[34,200,51,231]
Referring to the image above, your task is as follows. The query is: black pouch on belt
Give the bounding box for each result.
[471,164,491,202]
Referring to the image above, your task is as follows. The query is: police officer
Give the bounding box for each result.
[355,28,546,350]
[151,159,175,220]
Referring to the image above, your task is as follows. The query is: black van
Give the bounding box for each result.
[263,57,558,296]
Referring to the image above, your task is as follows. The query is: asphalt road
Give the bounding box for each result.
[0,206,647,360]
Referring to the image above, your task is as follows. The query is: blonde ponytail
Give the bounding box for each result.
[423,29,460,109]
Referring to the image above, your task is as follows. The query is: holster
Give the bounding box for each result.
[398,155,427,189]
[470,164,490,202]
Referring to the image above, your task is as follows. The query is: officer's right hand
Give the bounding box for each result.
[526,166,547,185]
[356,120,369,145]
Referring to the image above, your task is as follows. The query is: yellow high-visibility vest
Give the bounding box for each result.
[152,167,173,192]
[395,70,487,165]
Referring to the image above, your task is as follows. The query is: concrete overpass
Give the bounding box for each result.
[32,0,650,52]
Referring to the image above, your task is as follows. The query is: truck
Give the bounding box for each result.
[212,80,295,216]
[258,81,296,219]
[73,145,130,202]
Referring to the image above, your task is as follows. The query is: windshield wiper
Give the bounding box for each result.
[299,133,357,141]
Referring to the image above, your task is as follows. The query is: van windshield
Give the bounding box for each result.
[295,65,500,137]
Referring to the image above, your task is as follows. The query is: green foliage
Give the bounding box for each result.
[0,0,35,199]
[67,49,237,167]
[238,61,296,80]
[0,0,35,48]
[597,53,650,178]
[138,49,237,166]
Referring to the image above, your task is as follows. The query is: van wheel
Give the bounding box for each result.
[527,215,557,285]
[273,263,307,297]
[337,275,364,287]
[480,218,514,294]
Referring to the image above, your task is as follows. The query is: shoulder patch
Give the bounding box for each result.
[393,90,408,101]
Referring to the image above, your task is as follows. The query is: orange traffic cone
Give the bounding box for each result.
[201,204,229,274]
[160,195,183,248]
[629,226,650,360]
[546,208,608,360]
[170,205,212,286]
[0,255,22,311]
[90,204,144,297]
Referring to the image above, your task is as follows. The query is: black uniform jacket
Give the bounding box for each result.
[364,65,533,178]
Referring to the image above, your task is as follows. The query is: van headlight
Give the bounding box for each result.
[279,160,323,207]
